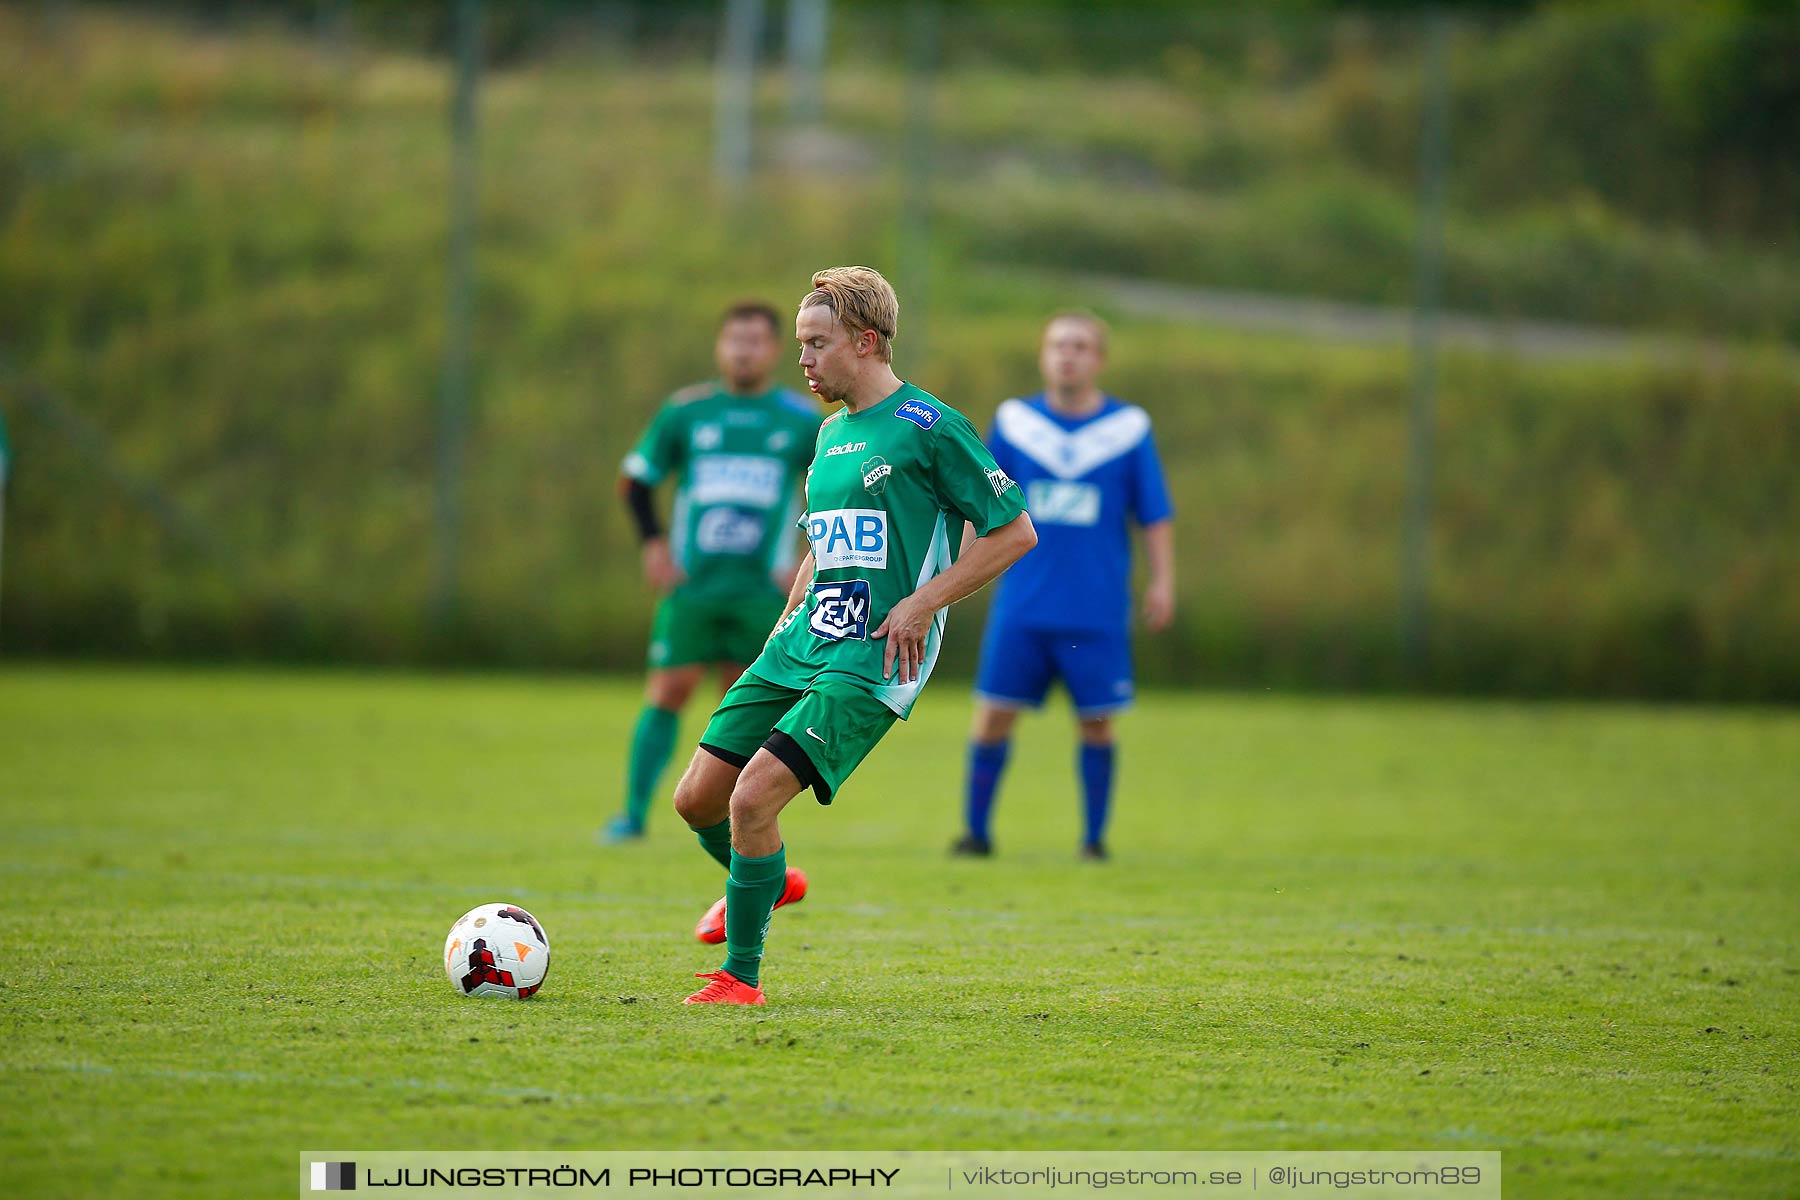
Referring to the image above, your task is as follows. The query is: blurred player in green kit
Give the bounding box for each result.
[604,302,823,843]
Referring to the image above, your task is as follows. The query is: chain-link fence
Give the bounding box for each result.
[1,0,1796,698]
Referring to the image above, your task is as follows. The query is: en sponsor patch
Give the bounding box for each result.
[808,579,871,641]
[695,506,766,554]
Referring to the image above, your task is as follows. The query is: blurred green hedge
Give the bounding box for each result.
[1,6,1795,699]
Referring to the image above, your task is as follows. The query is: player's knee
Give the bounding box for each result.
[672,766,726,827]
[647,668,701,710]
[1077,716,1114,746]
[726,782,770,829]
[727,757,794,827]
[971,704,1016,743]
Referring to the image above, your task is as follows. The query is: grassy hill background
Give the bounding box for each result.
[1,4,1796,698]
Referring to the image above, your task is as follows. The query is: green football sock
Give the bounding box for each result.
[693,817,733,870]
[623,705,680,828]
[721,844,787,987]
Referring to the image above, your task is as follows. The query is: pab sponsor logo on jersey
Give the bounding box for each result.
[690,454,784,507]
[808,579,871,641]
[862,456,892,497]
[807,508,889,569]
[823,440,867,457]
[894,398,942,429]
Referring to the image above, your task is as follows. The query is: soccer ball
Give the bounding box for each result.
[443,903,550,999]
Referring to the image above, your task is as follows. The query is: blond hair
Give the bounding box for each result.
[1045,308,1110,353]
[800,266,899,362]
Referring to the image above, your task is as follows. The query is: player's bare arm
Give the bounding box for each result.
[641,534,684,592]
[874,511,1037,684]
[1140,519,1175,633]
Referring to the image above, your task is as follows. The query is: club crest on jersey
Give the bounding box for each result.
[692,423,723,450]
[894,398,941,429]
[808,579,871,641]
[862,456,892,496]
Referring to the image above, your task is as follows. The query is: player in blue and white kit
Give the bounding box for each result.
[954,312,1177,860]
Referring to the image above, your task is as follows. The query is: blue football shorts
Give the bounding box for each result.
[972,620,1135,717]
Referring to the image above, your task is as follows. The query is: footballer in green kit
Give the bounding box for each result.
[605,302,822,844]
[670,266,1038,1006]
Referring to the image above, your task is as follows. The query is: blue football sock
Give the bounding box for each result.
[1079,741,1115,847]
[966,741,1010,841]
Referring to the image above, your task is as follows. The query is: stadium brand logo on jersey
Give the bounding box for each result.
[894,398,942,429]
[862,456,892,497]
[692,423,724,450]
[986,467,1016,497]
[809,579,871,641]
[823,440,867,456]
[695,506,766,554]
[807,508,888,569]
[724,410,766,426]
[1026,479,1100,526]
[690,455,784,507]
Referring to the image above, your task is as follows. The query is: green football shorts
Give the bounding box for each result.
[646,590,785,670]
[698,671,898,805]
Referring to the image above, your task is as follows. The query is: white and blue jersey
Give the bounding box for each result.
[974,393,1173,716]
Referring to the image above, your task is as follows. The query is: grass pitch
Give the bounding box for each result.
[1,665,1795,1197]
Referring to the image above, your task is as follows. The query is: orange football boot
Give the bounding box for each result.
[694,867,808,944]
[683,969,766,1005]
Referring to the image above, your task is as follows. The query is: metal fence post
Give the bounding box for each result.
[898,0,938,372]
[432,0,482,626]
[715,0,764,190]
[1401,14,1451,677]
[786,0,828,124]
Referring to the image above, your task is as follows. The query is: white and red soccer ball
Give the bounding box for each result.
[443,903,550,999]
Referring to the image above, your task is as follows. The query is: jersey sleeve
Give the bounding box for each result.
[620,402,686,486]
[1130,426,1175,526]
[984,417,1020,480]
[930,412,1028,537]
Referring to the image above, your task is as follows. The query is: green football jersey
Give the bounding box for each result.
[752,383,1027,719]
[622,382,823,601]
